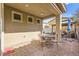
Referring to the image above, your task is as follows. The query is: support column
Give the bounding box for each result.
[52,25,53,33]
[55,14,62,42]
[0,3,4,54]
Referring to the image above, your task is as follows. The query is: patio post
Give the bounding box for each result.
[55,14,62,42]
[0,3,4,54]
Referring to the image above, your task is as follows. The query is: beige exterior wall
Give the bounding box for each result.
[76,24,79,31]
[4,5,43,48]
[62,24,75,32]
[53,26,56,32]
[62,26,67,31]
[48,17,75,32]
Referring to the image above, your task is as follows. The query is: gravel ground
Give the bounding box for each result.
[3,38,79,56]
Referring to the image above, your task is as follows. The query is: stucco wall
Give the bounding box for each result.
[4,5,43,48]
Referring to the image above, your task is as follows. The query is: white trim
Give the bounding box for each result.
[61,3,66,12]
[27,15,34,24]
[0,3,4,54]
[36,18,42,25]
[12,11,23,23]
[51,3,62,14]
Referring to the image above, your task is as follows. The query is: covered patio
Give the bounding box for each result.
[1,3,79,56]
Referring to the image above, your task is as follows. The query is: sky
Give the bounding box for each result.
[63,3,79,17]
[43,3,79,24]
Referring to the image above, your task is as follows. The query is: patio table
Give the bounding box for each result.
[40,35,55,47]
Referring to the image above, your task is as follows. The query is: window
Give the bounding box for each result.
[12,11,23,23]
[36,19,41,24]
[28,17,32,22]
[27,16,34,23]
[14,14,21,20]
[37,20,40,23]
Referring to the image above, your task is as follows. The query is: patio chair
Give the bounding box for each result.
[61,31,68,41]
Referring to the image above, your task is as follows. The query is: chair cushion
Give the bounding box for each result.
[4,48,14,54]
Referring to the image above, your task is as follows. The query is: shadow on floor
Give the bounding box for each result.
[3,39,79,56]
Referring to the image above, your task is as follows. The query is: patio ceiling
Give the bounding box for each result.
[5,3,66,19]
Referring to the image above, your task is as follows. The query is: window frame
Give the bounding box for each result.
[27,15,34,24]
[36,18,42,24]
[12,11,23,23]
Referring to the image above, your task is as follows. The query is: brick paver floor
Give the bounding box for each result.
[3,38,79,56]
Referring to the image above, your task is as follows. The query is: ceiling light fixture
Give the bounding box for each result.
[25,4,29,7]
[41,13,44,15]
